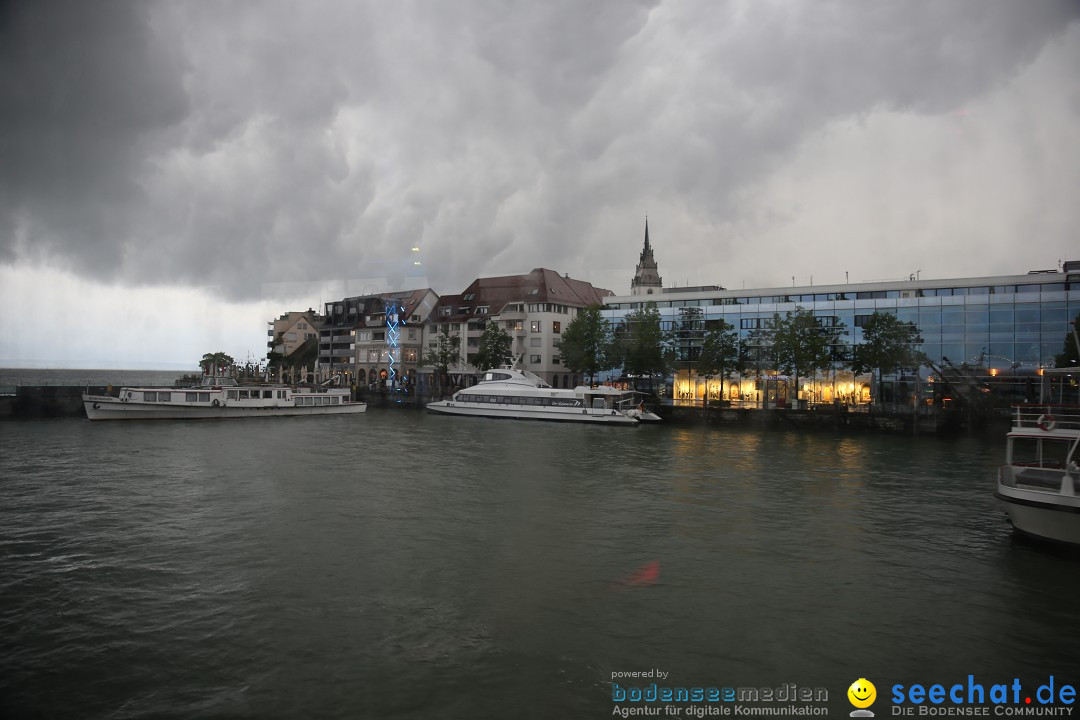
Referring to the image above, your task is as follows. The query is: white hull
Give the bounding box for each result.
[426,400,638,425]
[996,484,1080,546]
[83,395,366,420]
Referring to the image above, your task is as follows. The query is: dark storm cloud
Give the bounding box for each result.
[1,0,1077,301]
[0,0,188,274]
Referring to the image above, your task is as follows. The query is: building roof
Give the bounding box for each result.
[323,288,437,328]
[431,268,613,321]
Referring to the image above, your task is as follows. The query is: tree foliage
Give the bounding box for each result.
[851,311,923,403]
[739,327,775,377]
[618,302,673,386]
[851,312,923,376]
[1054,313,1080,369]
[472,323,513,372]
[697,318,740,398]
[560,304,618,384]
[423,330,462,397]
[200,352,235,373]
[771,307,843,386]
[423,330,462,373]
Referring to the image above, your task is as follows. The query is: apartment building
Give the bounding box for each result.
[424,268,614,389]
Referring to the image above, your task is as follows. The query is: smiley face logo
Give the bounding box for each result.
[848,678,876,709]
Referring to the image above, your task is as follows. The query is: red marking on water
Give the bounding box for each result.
[623,560,660,586]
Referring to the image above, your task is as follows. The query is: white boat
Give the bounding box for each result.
[426,367,652,425]
[994,369,1080,545]
[82,374,366,420]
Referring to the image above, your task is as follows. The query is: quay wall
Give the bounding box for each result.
[1,385,1010,436]
[0,386,112,419]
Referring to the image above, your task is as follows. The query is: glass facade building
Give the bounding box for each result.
[602,266,1080,407]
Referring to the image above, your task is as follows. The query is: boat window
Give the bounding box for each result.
[262,390,273,399]
[199,393,210,402]
[1011,437,1073,468]
[144,392,157,402]
[186,392,198,402]
[228,390,238,400]
[158,392,171,402]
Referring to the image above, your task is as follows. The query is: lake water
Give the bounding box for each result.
[1,410,1078,719]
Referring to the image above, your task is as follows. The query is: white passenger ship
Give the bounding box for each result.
[994,368,1080,545]
[82,375,366,420]
[426,367,659,425]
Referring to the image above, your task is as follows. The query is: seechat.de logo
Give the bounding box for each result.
[848,678,877,717]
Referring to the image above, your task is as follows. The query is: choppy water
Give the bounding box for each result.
[1,412,1078,719]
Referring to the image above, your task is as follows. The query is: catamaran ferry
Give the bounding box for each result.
[425,367,660,425]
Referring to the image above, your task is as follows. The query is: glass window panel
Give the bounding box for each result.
[919,311,941,326]
[1015,309,1039,323]
[941,343,963,360]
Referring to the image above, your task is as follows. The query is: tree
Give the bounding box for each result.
[423,331,462,398]
[473,323,513,372]
[739,326,774,407]
[561,304,618,385]
[771,307,846,407]
[200,352,235,374]
[1054,313,1080,369]
[851,312,924,404]
[618,302,674,392]
[697,318,740,404]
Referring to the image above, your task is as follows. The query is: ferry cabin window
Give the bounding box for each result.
[228,390,238,400]
[277,391,286,399]
[144,392,157,402]
[186,392,198,402]
[263,390,273,399]
[1011,437,1071,468]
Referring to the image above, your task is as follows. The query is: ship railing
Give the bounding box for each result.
[1010,404,1080,431]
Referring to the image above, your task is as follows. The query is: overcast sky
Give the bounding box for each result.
[2,0,1078,369]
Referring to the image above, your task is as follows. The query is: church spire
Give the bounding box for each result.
[631,217,662,296]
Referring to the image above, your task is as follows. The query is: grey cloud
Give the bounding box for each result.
[1,0,1077,301]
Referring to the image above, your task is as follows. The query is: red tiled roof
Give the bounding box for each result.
[430,269,612,321]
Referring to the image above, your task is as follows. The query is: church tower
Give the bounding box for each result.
[630,218,663,296]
